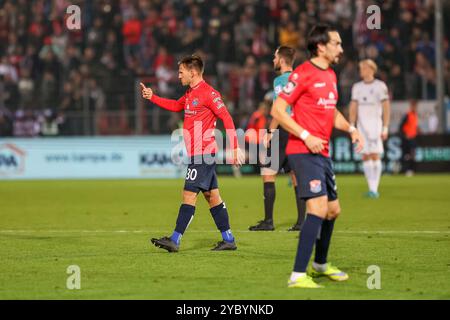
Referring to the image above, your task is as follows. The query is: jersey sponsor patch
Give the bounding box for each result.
[314,82,326,88]
[309,180,322,193]
[283,81,296,94]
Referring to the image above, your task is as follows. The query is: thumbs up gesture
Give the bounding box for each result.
[140,82,153,100]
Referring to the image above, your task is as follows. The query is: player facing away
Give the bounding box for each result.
[271,25,364,288]
[249,46,306,232]
[349,59,391,198]
[140,55,244,252]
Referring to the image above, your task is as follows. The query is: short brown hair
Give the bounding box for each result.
[178,54,204,74]
[276,46,296,66]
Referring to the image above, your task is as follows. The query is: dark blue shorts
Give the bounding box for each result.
[288,153,338,201]
[184,156,218,193]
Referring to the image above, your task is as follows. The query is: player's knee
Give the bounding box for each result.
[203,191,211,202]
[182,191,197,205]
[306,197,328,218]
[205,189,222,207]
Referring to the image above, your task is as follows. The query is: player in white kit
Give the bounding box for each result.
[349,59,391,198]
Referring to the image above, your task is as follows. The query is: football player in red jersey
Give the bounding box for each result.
[272,25,364,288]
[141,55,244,252]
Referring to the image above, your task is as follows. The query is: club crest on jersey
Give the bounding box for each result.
[192,99,199,106]
[309,180,322,193]
[283,81,296,94]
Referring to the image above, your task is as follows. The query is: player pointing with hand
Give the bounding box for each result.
[142,55,244,252]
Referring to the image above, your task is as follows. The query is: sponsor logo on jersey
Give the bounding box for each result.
[309,180,322,193]
[314,82,326,88]
[317,92,337,109]
[185,109,197,115]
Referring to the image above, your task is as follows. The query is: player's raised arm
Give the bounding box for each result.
[140,82,184,112]
[334,109,364,153]
[271,96,327,154]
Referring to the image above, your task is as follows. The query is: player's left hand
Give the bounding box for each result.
[351,129,364,153]
[233,148,245,167]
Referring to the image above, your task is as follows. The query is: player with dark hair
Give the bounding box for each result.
[271,25,364,288]
[141,54,244,252]
[249,46,306,232]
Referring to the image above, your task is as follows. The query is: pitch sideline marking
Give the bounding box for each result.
[0,230,449,235]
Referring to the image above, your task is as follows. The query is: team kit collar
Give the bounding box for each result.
[190,80,206,90]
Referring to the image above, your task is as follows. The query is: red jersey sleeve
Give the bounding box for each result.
[278,69,307,105]
[206,91,239,149]
[150,94,185,112]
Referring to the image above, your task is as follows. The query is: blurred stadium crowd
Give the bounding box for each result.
[0,0,448,136]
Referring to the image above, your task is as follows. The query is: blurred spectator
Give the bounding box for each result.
[17,68,35,109]
[238,55,261,114]
[0,0,447,136]
[245,101,269,145]
[13,109,39,137]
[122,10,142,66]
[0,107,13,136]
[399,100,419,176]
[38,109,64,137]
[2,74,19,111]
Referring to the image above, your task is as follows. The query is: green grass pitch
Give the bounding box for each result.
[0,174,449,299]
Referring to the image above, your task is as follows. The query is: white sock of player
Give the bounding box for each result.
[372,159,382,193]
[363,160,375,192]
[290,272,306,282]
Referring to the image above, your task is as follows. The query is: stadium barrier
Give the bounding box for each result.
[0,134,449,180]
[217,134,450,174]
[0,136,187,180]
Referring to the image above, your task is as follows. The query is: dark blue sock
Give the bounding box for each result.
[314,219,336,264]
[210,202,234,242]
[293,214,323,272]
[171,204,195,245]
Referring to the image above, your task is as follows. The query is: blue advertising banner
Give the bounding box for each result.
[0,136,187,180]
